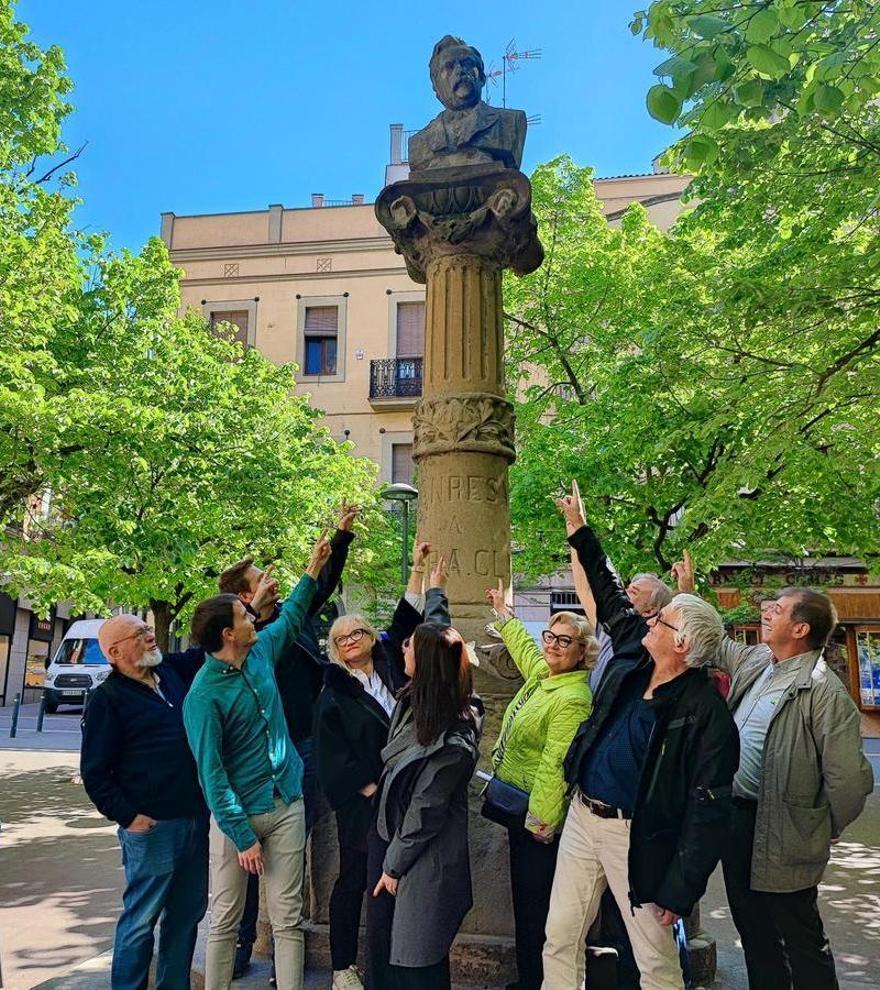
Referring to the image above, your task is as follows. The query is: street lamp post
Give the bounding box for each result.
[381,483,419,585]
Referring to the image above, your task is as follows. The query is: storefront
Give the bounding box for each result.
[713,560,880,715]
[23,607,55,704]
[0,593,16,706]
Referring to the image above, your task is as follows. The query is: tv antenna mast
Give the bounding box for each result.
[488,38,541,109]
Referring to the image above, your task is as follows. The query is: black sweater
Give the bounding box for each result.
[80,648,206,828]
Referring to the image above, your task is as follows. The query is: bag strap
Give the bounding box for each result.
[493,681,539,769]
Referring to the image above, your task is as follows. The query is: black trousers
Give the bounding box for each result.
[329,810,369,970]
[722,799,839,990]
[364,829,451,990]
[507,824,559,990]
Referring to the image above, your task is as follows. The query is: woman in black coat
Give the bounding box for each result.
[365,622,483,990]
[314,548,449,990]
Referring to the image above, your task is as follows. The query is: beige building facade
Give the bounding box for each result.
[162,142,689,490]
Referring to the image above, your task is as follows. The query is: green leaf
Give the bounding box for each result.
[815,51,849,81]
[684,134,720,167]
[746,44,791,79]
[733,78,766,108]
[745,8,779,44]
[654,55,698,79]
[646,84,682,124]
[701,100,737,129]
[813,84,845,113]
[630,15,644,36]
[688,14,729,39]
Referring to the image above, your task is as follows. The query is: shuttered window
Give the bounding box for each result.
[392,443,414,485]
[304,305,338,375]
[210,310,249,346]
[396,301,425,359]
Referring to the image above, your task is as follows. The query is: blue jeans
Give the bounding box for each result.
[112,815,209,990]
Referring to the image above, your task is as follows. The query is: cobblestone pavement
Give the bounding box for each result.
[2,729,878,989]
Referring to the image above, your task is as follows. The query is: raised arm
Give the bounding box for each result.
[311,506,358,616]
[424,555,451,626]
[258,536,330,666]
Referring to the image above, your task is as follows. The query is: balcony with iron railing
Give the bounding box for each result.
[369,357,423,407]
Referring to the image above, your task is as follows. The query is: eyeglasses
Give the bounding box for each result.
[645,610,680,633]
[333,628,370,648]
[109,625,154,649]
[541,630,584,650]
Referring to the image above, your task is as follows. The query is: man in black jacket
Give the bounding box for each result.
[218,505,358,979]
[81,602,264,990]
[542,497,739,990]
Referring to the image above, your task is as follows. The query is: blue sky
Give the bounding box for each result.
[20,0,673,253]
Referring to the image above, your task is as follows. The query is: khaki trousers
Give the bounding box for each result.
[542,796,682,989]
[207,796,305,990]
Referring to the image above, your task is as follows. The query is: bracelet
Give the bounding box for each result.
[412,567,425,574]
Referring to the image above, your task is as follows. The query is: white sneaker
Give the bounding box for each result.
[331,966,364,990]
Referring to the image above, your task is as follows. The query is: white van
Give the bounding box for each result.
[43,619,109,713]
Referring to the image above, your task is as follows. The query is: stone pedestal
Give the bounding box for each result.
[374,156,541,981]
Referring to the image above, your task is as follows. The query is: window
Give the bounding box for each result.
[392,443,414,485]
[303,305,339,376]
[396,301,425,359]
[210,309,249,347]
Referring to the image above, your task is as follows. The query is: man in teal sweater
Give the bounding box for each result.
[184,534,331,990]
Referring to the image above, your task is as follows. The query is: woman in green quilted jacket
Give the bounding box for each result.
[485,585,597,990]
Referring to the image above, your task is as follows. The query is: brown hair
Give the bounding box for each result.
[191,594,240,652]
[218,557,254,595]
[776,588,838,651]
[407,623,473,746]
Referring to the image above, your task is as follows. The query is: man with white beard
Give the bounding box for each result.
[81,583,270,989]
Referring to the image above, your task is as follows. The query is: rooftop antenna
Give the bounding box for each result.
[501,38,542,109]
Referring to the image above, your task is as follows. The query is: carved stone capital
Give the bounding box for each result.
[413,392,516,463]
[375,164,543,284]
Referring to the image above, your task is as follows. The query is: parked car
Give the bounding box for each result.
[43,619,109,713]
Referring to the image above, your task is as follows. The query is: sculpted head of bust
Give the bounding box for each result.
[429,35,486,112]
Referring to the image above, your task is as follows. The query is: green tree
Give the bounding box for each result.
[0,1,396,642]
[3,238,388,647]
[504,157,879,583]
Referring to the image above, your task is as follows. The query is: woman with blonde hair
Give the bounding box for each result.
[314,548,449,990]
[483,587,597,990]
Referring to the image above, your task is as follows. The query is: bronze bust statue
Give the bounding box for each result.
[408,35,527,172]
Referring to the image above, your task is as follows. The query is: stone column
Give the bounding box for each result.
[376,165,542,981]
[415,252,514,641]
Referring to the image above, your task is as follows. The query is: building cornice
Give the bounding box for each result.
[180,265,409,287]
[169,236,394,264]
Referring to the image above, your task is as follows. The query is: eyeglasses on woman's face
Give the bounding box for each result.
[333,628,370,648]
[541,630,584,650]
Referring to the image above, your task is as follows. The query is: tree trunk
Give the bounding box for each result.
[150,599,172,653]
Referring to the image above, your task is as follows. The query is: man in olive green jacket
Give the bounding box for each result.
[715,587,873,990]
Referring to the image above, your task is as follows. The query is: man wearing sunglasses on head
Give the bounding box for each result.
[80,573,275,990]
[541,495,739,990]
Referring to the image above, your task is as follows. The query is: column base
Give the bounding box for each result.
[303,923,516,985]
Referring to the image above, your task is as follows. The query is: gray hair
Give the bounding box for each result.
[549,610,601,670]
[670,594,724,668]
[631,573,674,612]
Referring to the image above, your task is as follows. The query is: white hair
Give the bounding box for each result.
[630,573,674,611]
[326,613,378,668]
[670,594,724,668]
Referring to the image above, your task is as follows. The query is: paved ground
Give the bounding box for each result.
[2,715,878,990]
